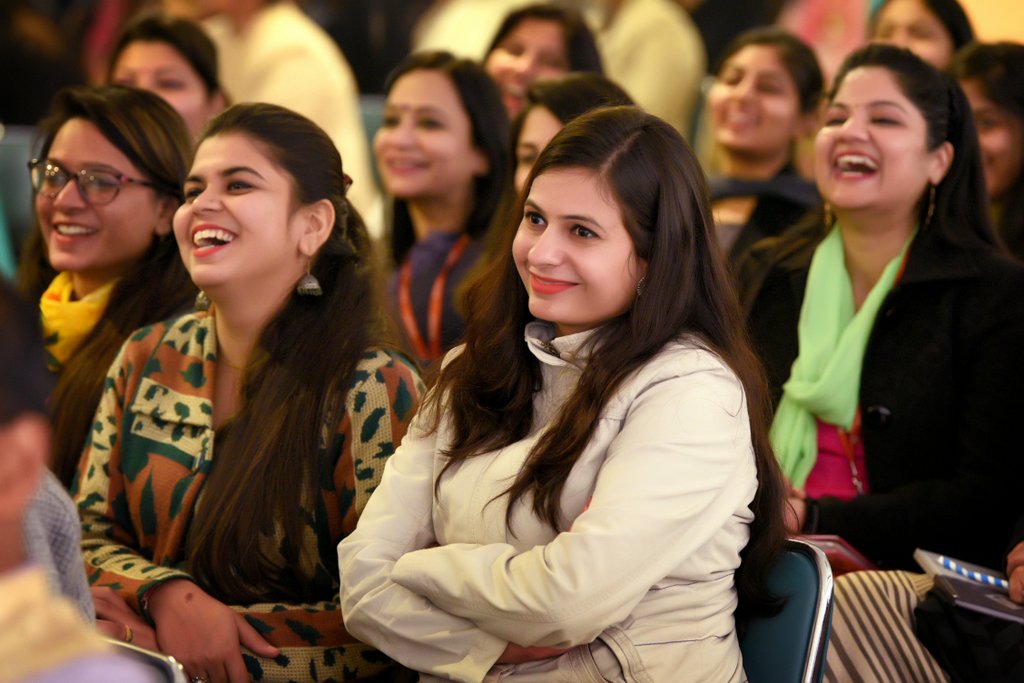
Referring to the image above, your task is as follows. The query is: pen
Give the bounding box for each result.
[938,555,1010,591]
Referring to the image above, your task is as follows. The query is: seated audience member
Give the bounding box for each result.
[0,278,156,683]
[483,3,603,119]
[201,0,379,224]
[377,51,510,365]
[871,0,974,70]
[74,103,424,682]
[511,72,632,193]
[108,12,226,140]
[707,28,822,269]
[742,44,1024,571]
[592,0,706,137]
[17,86,195,488]
[951,41,1024,260]
[340,106,787,682]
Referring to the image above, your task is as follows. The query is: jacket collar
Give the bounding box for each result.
[524,320,598,369]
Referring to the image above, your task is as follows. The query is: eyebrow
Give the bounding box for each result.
[384,103,447,117]
[523,198,605,228]
[829,100,909,112]
[185,166,265,183]
[47,158,125,174]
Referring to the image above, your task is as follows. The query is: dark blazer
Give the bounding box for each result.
[742,228,1024,570]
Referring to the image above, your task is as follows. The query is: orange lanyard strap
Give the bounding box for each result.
[398,234,471,361]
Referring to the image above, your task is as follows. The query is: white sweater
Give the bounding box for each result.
[339,322,756,682]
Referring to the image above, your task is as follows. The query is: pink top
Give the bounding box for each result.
[804,419,869,501]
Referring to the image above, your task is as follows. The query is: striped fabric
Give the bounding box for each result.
[825,571,949,683]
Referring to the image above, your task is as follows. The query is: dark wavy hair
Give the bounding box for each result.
[19,85,194,487]
[382,51,510,266]
[511,72,633,149]
[715,27,823,115]
[184,103,392,603]
[107,12,222,97]
[485,3,603,74]
[950,41,1024,259]
[430,105,787,623]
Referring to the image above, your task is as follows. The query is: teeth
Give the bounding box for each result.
[55,224,96,236]
[193,228,235,247]
[837,154,878,172]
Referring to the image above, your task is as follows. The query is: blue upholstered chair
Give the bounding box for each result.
[740,538,834,683]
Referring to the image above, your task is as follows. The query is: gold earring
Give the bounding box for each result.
[923,184,936,230]
[823,202,835,229]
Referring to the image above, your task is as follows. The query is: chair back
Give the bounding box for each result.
[104,638,188,683]
[740,538,834,683]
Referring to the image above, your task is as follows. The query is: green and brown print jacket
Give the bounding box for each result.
[74,311,423,681]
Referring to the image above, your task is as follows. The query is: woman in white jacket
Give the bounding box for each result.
[338,105,787,682]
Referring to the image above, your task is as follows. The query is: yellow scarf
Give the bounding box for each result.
[39,272,115,372]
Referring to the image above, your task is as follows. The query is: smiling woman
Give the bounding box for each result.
[74,103,423,682]
[339,106,788,682]
[15,85,195,489]
[376,51,509,365]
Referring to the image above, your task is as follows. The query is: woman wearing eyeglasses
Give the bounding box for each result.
[18,85,195,489]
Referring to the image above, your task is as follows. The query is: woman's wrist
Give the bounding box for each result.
[144,578,195,623]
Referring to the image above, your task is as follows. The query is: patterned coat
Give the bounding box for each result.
[74,312,423,681]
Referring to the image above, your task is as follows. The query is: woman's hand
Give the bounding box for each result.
[498,643,572,664]
[1006,540,1024,605]
[147,579,279,683]
[92,586,159,651]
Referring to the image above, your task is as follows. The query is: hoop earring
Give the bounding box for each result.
[923,184,936,230]
[296,265,323,296]
[823,202,835,229]
[636,276,646,297]
[194,290,210,311]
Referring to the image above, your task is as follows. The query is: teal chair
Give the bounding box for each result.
[740,538,834,683]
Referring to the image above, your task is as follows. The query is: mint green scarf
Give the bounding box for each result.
[770,226,915,487]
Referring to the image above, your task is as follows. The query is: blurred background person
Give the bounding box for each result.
[200,0,381,229]
[870,0,974,70]
[706,27,822,269]
[588,0,706,138]
[376,51,510,366]
[108,12,226,139]
[511,72,632,194]
[951,41,1024,260]
[483,3,603,119]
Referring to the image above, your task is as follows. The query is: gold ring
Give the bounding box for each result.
[123,623,133,643]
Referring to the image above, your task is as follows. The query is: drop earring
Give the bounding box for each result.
[823,202,835,229]
[195,290,210,311]
[923,184,936,230]
[636,276,646,297]
[296,265,322,296]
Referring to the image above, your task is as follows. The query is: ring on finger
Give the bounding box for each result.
[191,676,209,683]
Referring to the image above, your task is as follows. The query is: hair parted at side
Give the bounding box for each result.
[432,105,787,623]
[871,0,975,53]
[18,85,195,488]
[382,51,510,266]
[951,40,1024,259]
[184,103,392,603]
[831,43,995,250]
[486,2,604,75]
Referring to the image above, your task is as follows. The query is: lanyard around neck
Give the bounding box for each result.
[398,233,471,362]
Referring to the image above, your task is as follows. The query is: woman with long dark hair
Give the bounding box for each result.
[75,103,423,682]
[341,105,786,681]
[740,43,1024,682]
[18,85,195,489]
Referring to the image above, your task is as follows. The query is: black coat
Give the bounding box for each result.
[742,229,1024,570]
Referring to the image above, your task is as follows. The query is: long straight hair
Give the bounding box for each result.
[184,104,390,603]
[21,85,195,488]
[431,106,787,620]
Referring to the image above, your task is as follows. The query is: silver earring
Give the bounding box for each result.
[636,276,646,297]
[296,270,322,296]
[195,290,210,311]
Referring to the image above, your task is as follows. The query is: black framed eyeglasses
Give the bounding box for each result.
[27,159,161,206]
